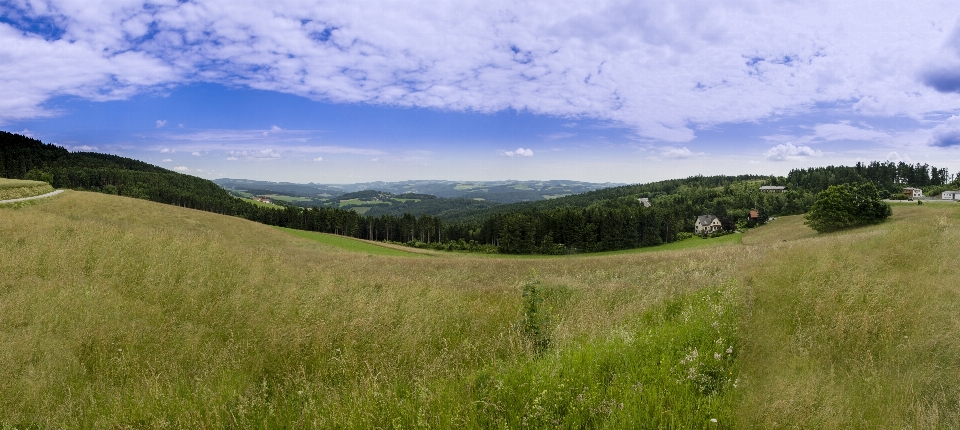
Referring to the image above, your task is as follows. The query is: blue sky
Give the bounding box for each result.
[4,1,960,183]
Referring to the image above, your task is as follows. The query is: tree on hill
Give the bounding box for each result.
[805,183,892,233]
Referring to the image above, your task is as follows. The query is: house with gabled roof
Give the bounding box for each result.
[695,214,722,235]
[903,187,923,198]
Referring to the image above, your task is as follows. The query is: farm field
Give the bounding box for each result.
[239,197,280,208]
[2,191,960,428]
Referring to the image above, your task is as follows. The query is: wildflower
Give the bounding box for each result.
[726,346,733,354]
[710,418,718,423]
[714,352,722,360]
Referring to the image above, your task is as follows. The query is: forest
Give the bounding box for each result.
[2,131,955,254]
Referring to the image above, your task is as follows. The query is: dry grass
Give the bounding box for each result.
[2,191,959,428]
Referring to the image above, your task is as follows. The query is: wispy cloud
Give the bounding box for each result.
[543,132,575,140]
[68,145,98,151]
[173,166,189,171]
[161,158,172,162]
[661,147,703,159]
[227,149,282,160]
[156,119,167,128]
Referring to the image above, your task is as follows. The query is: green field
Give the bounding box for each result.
[0,178,54,201]
[239,197,281,208]
[0,178,48,189]
[264,194,313,202]
[274,227,426,257]
[3,192,960,428]
[338,198,390,206]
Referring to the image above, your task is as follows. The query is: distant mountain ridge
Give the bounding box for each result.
[214,178,625,204]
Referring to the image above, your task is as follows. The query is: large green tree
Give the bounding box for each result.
[805,183,892,233]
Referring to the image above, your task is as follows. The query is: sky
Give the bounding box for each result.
[4,1,960,184]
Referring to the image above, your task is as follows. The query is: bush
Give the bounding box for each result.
[805,183,892,233]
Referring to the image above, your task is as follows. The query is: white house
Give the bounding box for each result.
[695,215,722,235]
[760,186,786,193]
[903,187,923,198]
[942,191,960,200]
[638,197,651,207]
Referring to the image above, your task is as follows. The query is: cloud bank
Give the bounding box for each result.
[3,1,960,142]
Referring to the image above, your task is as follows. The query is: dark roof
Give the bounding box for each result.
[759,186,786,190]
[697,214,718,226]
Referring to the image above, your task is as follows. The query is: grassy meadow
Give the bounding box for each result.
[0,178,54,201]
[2,191,959,428]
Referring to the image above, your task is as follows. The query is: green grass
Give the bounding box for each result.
[0,178,48,189]
[264,194,312,202]
[3,191,960,428]
[274,227,426,257]
[0,178,54,201]
[338,198,390,206]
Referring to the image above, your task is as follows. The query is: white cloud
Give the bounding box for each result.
[156,119,167,128]
[503,147,534,157]
[661,147,703,159]
[160,148,173,153]
[178,123,184,128]
[173,166,189,171]
[191,151,202,156]
[5,2,960,141]
[161,158,172,162]
[226,149,282,160]
[928,115,960,147]
[313,157,323,161]
[68,145,99,151]
[371,158,380,162]
[764,143,823,161]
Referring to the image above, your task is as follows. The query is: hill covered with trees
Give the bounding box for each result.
[4,131,955,255]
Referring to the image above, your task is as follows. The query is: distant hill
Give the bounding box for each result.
[213,178,624,204]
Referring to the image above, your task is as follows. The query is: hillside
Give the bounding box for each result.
[214,178,624,204]
[3,191,960,427]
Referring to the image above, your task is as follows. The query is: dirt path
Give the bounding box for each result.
[0,189,64,204]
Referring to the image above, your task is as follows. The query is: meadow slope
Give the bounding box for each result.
[1,191,959,428]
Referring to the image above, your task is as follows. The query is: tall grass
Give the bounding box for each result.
[736,209,960,428]
[0,178,53,200]
[0,191,750,428]
[2,192,959,428]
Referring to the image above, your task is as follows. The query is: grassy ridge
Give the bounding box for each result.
[2,191,960,427]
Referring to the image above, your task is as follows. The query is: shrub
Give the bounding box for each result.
[805,183,892,233]
[519,276,552,356]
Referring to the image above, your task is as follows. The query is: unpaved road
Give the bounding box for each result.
[0,189,64,204]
